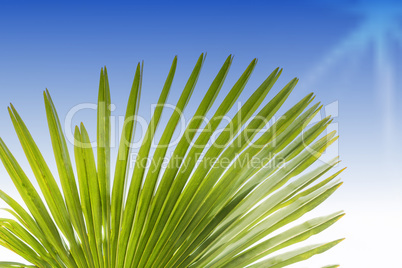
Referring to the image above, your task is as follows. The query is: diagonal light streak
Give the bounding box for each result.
[305,0,402,155]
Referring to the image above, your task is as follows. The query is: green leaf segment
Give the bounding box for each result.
[0,54,344,268]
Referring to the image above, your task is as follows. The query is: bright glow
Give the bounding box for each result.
[306,0,401,154]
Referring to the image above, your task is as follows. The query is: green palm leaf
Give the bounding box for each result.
[0,54,344,268]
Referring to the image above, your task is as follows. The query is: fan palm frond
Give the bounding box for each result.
[0,54,344,268]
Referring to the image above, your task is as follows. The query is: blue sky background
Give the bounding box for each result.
[0,0,401,266]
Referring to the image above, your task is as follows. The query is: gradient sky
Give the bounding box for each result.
[0,0,401,267]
